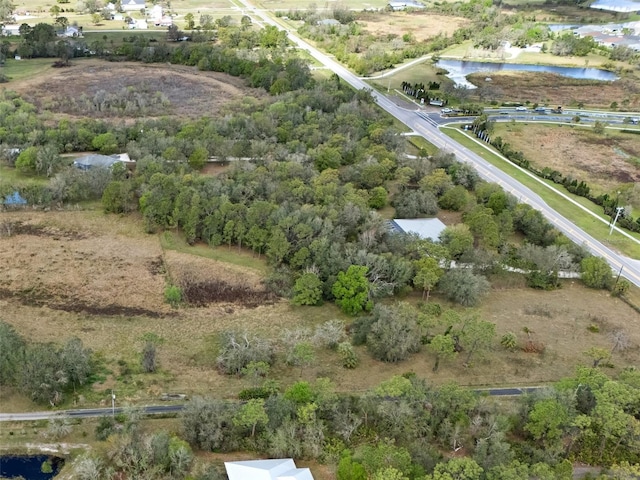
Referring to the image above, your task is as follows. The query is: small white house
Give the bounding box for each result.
[388,0,426,10]
[129,19,148,29]
[225,459,314,480]
[155,16,173,27]
[58,25,82,37]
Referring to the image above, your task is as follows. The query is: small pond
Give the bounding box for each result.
[0,455,63,480]
[436,59,619,89]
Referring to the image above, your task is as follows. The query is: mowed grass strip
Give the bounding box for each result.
[160,230,268,274]
[443,127,640,259]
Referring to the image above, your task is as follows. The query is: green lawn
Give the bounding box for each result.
[406,135,438,156]
[369,62,451,92]
[1,58,56,84]
[443,127,640,259]
[160,231,268,274]
[0,164,48,187]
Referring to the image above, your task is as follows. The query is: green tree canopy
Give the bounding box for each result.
[332,265,372,316]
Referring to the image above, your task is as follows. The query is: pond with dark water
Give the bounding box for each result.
[436,59,619,88]
[0,455,63,480]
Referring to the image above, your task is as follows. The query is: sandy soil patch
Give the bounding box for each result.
[358,12,468,42]
[9,60,260,119]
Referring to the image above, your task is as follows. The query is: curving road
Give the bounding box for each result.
[233,0,640,288]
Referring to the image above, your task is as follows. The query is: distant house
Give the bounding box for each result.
[1,25,22,36]
[155,16,173,27]
[225,459,314,480]
[73,153,135,170]
[390,218,447,242]
[388,0,426,10]
[316,18,340,26]
[129,19,148,29]
[121,0,146,12]
[58,25,82,37]
[150,4,162,20]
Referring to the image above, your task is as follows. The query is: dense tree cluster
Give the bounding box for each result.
[0,322,93,405]
[171,367,640,479]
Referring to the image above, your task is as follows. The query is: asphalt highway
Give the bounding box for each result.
[232,0,640,287]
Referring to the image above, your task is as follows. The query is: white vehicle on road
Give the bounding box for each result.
[515,106,527,111]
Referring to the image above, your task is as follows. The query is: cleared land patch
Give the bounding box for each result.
[467,71,637,110]
[7,60,260,119]
[493,122,640,208]
[357,12,469,42]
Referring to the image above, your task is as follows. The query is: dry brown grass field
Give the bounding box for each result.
[357,11,470,42]
[1,210,639,412]
[467,71,638,110]
[7,60,262,119]
[492,122,640,205]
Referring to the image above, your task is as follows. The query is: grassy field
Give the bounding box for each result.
[0,57,57,83]
[492,122,640,209]
[356,10,470,43]
[369,61,452,92]
[160,231,268,274]
[1,210,640,414]
[7,60,261,119]
[443,127,640,259]
[0,164,49,187]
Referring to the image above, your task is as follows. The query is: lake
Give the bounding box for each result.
[436,59,619,89]
[0,455,62,480]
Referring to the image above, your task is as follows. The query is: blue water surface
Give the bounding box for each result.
[436,59,619,88]
[0,455,62,480]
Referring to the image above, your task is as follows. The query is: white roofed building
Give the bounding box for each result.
[390,218,447,242]
[224,459,314,480]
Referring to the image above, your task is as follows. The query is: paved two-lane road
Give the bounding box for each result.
[234,0,640,288]
[0,387,547,422]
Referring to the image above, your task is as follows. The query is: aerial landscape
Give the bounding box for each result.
[1,0,640,478]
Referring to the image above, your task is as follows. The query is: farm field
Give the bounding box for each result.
[1,210,639,412]
[492,122,640,210]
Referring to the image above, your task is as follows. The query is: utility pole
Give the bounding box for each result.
[609,206,624,235]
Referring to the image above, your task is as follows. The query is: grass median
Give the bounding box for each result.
[443,127,640,259]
